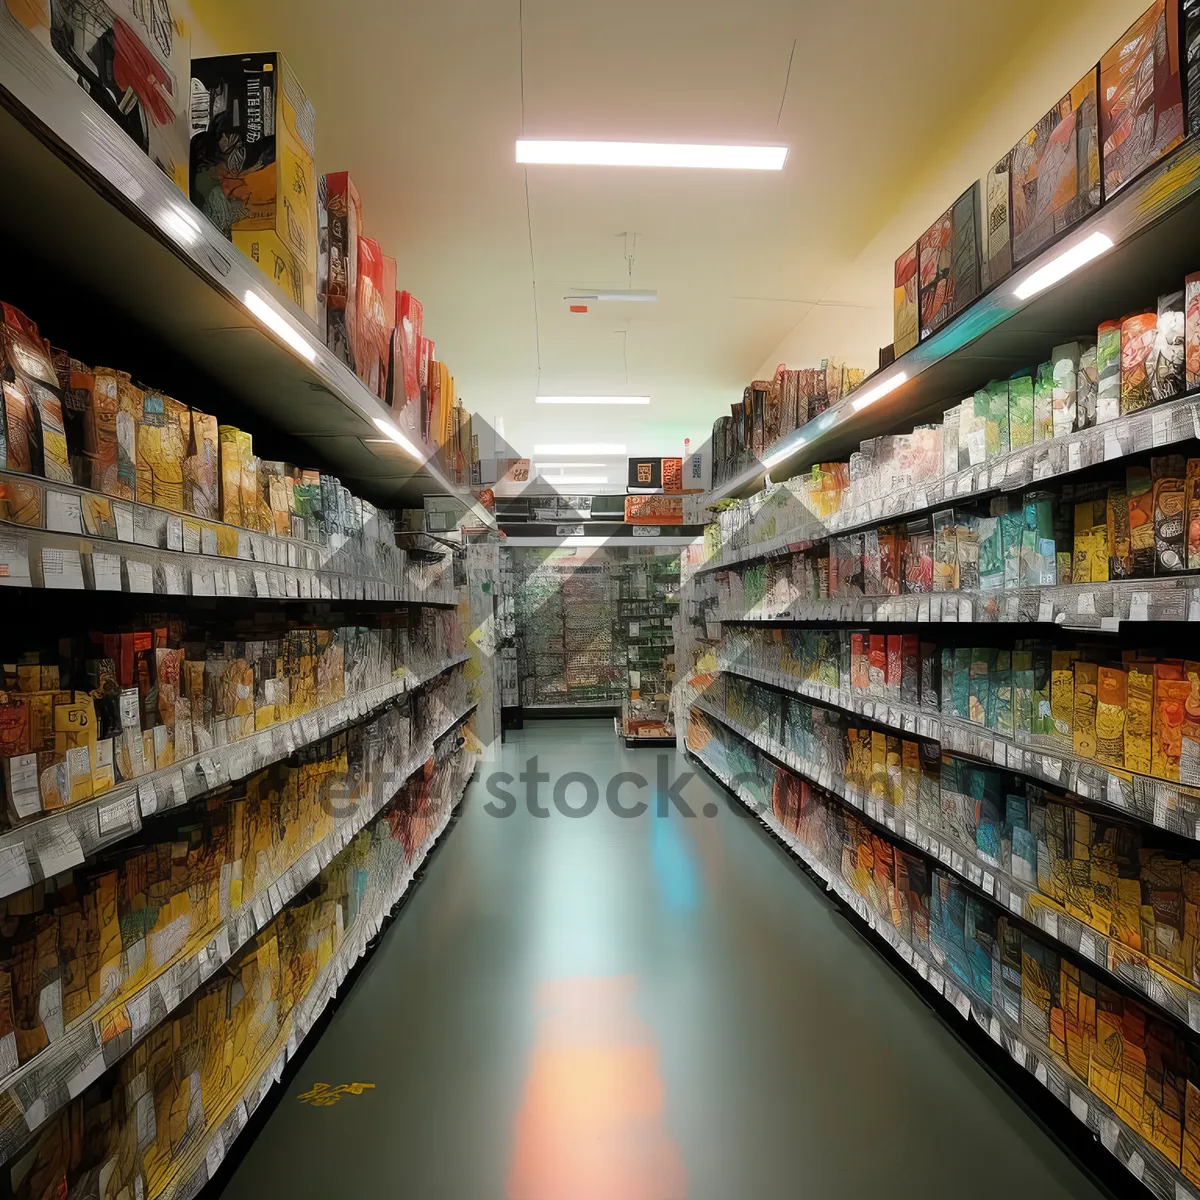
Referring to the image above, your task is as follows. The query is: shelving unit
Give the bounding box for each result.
[683,89,1200,1200]
[615,554,680,745]
[0,7,492,523]
[0,18,485,1200]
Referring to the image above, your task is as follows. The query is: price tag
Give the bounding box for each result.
[253,570,270,598]
[1037,596,1054,623]
[1152,409,1171,447]
[1079,931,1096,961]
[1129,592,1149,622]
[1041,756,1062,782]
[1042,911,1059,939]
[981,872,995,895]
[1104,429,1124,461]
[166,516,183,552]
[138,780,158,817]
[959,598,972,621]
[1008,890,1023,916]
[1067,442,1081,472]
[1077,592,1095,616]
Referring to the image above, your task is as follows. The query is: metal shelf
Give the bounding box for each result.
[0,11,491,524]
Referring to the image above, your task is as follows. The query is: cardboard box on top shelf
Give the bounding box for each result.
[191,53,318,319]
[5,0,192,191]
[320,172,363,370]
[355,238,396,401]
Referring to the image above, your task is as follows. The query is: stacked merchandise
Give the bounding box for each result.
[892,0,1195,357]
[615,553,680,740]
[0,606,466,823]
[0,300,402,554]
[512,550,623,709]
[702,261,1200,570]
[687,703,1200,1195]
[5,739,475,1198]
[710,362,867,489]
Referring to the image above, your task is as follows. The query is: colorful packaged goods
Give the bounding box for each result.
[190,54,319,319]
[1,304,71,484]
[1097,320,1122,424]
[1152,289,1187,403]
[981,153,1013,288]
[1121,311,1158,413]
[5,0,192,191]
[1188,272,1200,390]
[1152,454,1188,572]
[355,237,396,401]
[1010,70,1101,264]
[320,172,363,370]
[917,183,980,340]
[1099,0,1185,198]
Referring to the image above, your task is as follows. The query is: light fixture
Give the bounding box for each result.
[534,443,627,456]
[851,371,909,412]
[564,290,658,303]
[535,396,650,406]
[244,291,318,362]
[158,205,202,245]
[762,438,806,470]
[372,417,421,460]
[536,462,606,469]
[542,475,609,485]
[516,139,788,170]
[1013,232,1114,300]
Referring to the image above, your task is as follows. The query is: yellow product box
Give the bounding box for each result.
[219,425,243,527]
[1126,659,1155,775]
[1051,650,1080,752]
[1073,661,1098,761]
[191,54,318,319]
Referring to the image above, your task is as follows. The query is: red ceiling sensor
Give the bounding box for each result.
[569,304,588,313]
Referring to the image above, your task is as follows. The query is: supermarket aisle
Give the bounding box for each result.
[217,720,1104,1200]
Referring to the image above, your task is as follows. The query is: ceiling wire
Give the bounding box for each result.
[776,38,796,128]
[519,0,542,386]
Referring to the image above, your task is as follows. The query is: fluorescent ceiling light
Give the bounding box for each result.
[1013,232,1114,300]
[516,139,788,170]
[542,475,608,485]
[534,443,627,456]
[244,290,318,362]
[851,371,909,412]
[762,438,805,470]
[535,396,650,406]
[537,462,605,469]
[565,290,658,303]
[372,417,422,460]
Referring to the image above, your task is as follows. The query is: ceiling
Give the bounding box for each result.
[191,0,1148,486]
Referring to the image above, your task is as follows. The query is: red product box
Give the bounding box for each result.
[395,291,423,412]
[851,633,869,691]
[868,634,887,695]
[355,237,397,401]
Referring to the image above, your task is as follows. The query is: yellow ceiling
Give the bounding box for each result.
[192,0,1149,466]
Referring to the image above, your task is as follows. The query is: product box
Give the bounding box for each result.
[1011,69,1101,263]
[219,424,243,526]
[1073,661,1099,760]
[1128,466,1156,574]
[135,391,186,511]
[191,54,319,319]
[1098,0,1185,198]
[1012,645,1034,739]
[1051,342,1081,438]
[981,153,1013,289]
[183,409,220,520]
[1107,486,1131,578]
[969,648,992,725]
[1153,661,1187,780]
[1,304,71,484]
[355,237,396,401]
[1051,650,1080,751]
[1033,361,1054,443]
[8,0,192,192]
[396,291,423,418]
[1008,372,1034,450]
[1121,311,1158,413]
[1188,458,1200,570]
[1187,273,1200,391]
[1182,661,1200,786]
[1126,658,1154,774]
[320,172,362,370]
[1152,454,1187,571]
[1097,320,1122,423]
[920,643,940,710]
[985,379,1010,456]
[1073,496,1109,584]
[941,406,961,476]
[1151,290,1187,404]
[953,647,973,720]
[918,182,980,340]
[1073,343,1097,430]
[893,242,920,357]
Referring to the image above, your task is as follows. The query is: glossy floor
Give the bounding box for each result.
[216,719,1105,1200]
